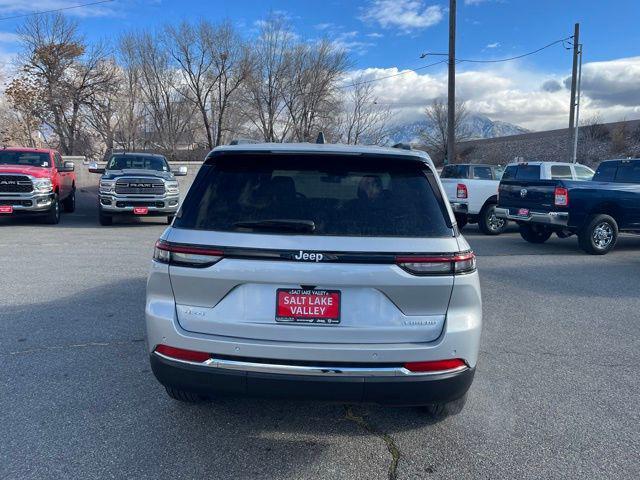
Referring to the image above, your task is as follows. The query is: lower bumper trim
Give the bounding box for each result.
[495,207,569,226]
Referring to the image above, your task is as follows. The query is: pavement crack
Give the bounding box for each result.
[5,338,145,356]
[344,405,400,480]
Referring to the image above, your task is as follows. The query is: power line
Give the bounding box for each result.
[0,0,114,21]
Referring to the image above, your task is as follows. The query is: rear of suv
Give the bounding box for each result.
[146,143,482,416]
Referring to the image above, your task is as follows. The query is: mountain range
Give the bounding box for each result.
[389,114,530,145]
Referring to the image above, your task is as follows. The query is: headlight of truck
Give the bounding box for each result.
[166,181,179,194]
[99,180,115,194]
[33,178,53,193]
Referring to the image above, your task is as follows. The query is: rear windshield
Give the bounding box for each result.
[502,164,541,180]
[614,161,640,183]
[106,155,169,172]
[0,151,50,167]
[440,165,469,179]
[175,154,451,237]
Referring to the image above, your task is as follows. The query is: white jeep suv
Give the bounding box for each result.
[146,142,482,416]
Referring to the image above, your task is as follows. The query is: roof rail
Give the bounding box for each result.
[229,138,261,145]
[392,142,412,150]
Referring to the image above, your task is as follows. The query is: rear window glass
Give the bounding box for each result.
[440,165,468,179]
[502,164,541,180]
[472,166,493,180]
[551,165,573,179]
[614,161,640,183]
[175,154,451,237]
[594,162,617,182]
[574,165,594,180]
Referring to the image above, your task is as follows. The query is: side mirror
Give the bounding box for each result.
[61,161,75,172]
[174,166,188,176]
[88,162,105,174]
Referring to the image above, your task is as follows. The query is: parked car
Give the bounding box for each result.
[495,159,638,254]
[146,142,482,417]
[440,163,506,235]
[0,147,76,224]
[89,152,187,225]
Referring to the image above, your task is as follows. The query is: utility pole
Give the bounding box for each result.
[568,22,580,162]
[446,0,456,165]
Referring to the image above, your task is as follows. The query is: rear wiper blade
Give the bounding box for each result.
[232,219,316,233]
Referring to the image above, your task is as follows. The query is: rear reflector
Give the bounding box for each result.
[404,358,467,373]
[456,183,468,199]
[554,186,569,206]
[396,252,476,275]
[155,345,210,363]
[154,240,224,268]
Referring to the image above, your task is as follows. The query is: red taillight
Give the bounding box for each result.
[554,187,569,207]
[396,252,476,275]
[404,358,467,373]
[154,240,224,267]
[155,344,211,363]
[456,183,468,199]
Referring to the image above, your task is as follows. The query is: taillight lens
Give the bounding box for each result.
[404,358,467,373]
[396,252,476,275]
[155,344,210,363]
[456,183,468,199]
[153,240,224,268]
[554,187,569,206]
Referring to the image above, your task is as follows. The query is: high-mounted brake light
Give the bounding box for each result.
[456,183,468,199]
[155,344,210,363]
[554,186,569,207]
[404,358,467,373]
[396,252,476,275]
[153,240,224,268]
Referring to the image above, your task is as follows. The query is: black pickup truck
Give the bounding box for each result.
[495,159,640,254]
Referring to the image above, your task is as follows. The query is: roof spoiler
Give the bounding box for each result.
[392,143,412,150]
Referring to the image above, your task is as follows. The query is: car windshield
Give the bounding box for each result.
[106,155,169,172]
[175,154,451,237]
[0,151,50,167]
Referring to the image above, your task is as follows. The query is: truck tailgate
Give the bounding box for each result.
[498,180,559,213]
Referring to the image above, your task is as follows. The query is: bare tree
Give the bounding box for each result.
[580,113,609,142]
[340,75,393,145]
[420,98,470,161]
[5,76,43,147]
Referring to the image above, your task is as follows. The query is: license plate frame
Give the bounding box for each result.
[133,207,149,215]
[0,205,13,214]
[275,288,341,325]
[517,208,530,217]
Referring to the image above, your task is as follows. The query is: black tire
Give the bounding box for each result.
[519,223,552,244]
[99,210,113,226]
[167,215,175,225]
[578,214,618,255]
[62,188,76,213]
[42,194,60,224]
[454,213,468,230]
[422,393,468,420]
[478,203,507,235]
[164,386,208,403]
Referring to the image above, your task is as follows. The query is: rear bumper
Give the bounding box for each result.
[450,202,468,214]
[495,207,569,227]
[150,352,475,406]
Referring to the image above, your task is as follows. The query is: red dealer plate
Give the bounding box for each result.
[276,289,341,324]
[0,205,13,214]
[517,208,530,217]
[133,207,149,215]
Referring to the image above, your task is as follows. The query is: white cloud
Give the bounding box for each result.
[486,42,500,49]
[344,56,640,131]
[366,32,384,38]
[360,0,444,32]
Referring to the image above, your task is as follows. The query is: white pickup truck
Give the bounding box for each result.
[440,161,595,235]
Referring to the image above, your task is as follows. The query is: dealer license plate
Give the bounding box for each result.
[275,289,341,324]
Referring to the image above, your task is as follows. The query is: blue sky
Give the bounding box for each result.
[0,0,638,129]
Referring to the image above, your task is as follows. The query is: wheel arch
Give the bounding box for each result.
[480,195,498,212]
[588,202,622,225]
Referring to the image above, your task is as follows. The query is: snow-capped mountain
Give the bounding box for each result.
[389,114,529,144]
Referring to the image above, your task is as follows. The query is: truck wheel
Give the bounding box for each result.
[422,393,467,420]
[62,188,76,213]
[99,211,113,226]
[479,203,507,235]
[454,213,468,230]
[167,215,175,225]
[165,386,208,403]
[578,214,618,255]
[519,224,552,244]
[43,194,60,224]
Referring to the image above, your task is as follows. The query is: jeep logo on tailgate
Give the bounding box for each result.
[281,250,337,262]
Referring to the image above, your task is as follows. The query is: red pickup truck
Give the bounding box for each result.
[0,147,76,224]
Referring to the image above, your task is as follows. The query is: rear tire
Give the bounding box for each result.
[422,393,468,420]
[164,386,208,403]
[454,213,468,230]
[478,203,507,235]
[42,194,60,224]
[578,214,618,255]
[99,210,113,226]
[62,188,76,213]
[519,224,552,244]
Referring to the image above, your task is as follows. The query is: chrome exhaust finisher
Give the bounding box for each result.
[153,351,469,377]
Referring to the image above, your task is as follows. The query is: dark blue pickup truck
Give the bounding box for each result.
[495,159,640,254]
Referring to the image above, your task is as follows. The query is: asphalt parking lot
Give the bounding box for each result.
[1,190,639,480]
